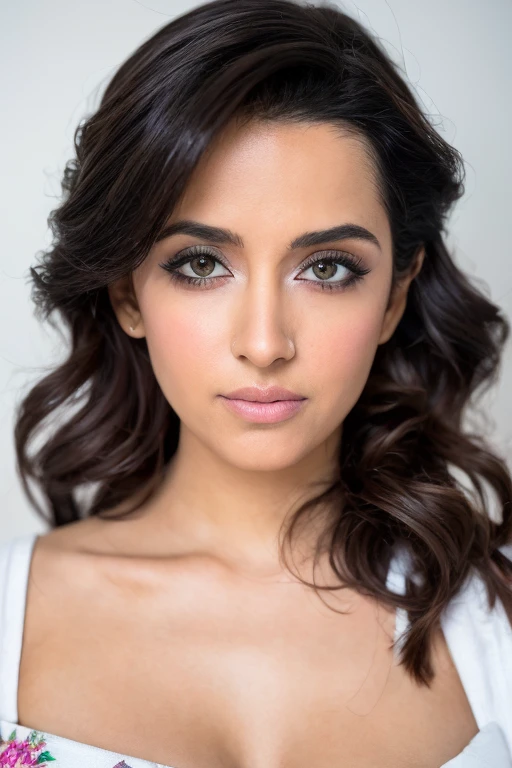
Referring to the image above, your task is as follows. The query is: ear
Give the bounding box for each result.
[378,246,425,346]
[107,273,146,338]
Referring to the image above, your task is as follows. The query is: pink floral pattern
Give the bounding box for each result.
[0,728,55,765]
[0,728,134,768]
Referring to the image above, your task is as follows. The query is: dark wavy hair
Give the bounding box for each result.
[14,0,512,685]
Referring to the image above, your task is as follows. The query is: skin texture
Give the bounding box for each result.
[15,120,481,768]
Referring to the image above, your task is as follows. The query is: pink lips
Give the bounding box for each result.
[219,386,307,424]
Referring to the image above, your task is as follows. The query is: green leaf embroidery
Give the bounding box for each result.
[1,726,57,764]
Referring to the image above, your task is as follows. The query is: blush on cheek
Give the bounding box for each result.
[143,308,224,409]
[318,305,383,368]
[339,313,383,365]
[316,309,384,408]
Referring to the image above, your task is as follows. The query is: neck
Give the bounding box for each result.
[116,423,343,577]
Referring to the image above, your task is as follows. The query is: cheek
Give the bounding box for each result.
[142,301,223,410]
[306,301,383,403]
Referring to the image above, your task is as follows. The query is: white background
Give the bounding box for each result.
[1,0,511,542]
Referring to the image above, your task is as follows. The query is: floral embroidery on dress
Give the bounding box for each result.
[0,728,135,768]
[0,728,56,765]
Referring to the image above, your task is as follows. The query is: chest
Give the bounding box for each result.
[17,553,479,768]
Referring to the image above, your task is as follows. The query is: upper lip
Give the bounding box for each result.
[222,386,306,402]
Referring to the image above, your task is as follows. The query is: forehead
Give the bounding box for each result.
[172,119,390,252]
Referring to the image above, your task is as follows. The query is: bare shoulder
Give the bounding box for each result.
[34,502,155,561]
[36,515,114,554]
[33,518,101,578]
[29,510,200,608]
[36,517,89,548]
[30,515,133,603]
[22,514,159,681]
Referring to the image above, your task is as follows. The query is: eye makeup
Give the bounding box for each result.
[159,244,371,293]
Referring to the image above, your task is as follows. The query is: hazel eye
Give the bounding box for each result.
[159,245,231,288]
[296,250,371,291]
[300,259,349,282]
[180,254,228,279]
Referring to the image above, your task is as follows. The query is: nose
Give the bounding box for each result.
[230,276,296,367]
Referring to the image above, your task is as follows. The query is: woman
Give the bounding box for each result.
[1,0,511,766]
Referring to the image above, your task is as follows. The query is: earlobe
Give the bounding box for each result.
[107,275,145,337]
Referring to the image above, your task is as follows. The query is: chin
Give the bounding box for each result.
[218,441,310,472]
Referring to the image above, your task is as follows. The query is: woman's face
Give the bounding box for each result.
[116,120,417,473]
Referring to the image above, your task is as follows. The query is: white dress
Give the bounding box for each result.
[1,533,511,767]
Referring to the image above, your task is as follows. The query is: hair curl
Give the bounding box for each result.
[14,0,512,686]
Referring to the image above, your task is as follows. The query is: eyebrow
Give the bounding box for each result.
[155,219,381,251]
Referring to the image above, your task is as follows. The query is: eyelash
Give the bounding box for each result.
[159,245,371,292]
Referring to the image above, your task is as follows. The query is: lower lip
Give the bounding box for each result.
[219,396,307,423]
